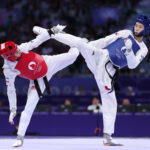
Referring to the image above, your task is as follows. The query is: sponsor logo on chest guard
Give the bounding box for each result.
[121,46,126,53]
[28,61,42,74]
[28,61,36,70]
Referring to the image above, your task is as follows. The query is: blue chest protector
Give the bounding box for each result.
[105,35,140,69]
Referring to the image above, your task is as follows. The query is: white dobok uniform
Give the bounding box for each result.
[3,33,79,137]
[52,30,148,135]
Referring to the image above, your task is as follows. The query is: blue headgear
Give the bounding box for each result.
[133,15,150,37]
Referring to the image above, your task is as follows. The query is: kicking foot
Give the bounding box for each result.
[51,24,66,34]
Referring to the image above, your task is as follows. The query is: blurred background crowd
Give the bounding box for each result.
[1,0,150,77]
[0,0,150,114]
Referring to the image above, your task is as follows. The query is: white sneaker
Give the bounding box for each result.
[51,24,66,34]
[33,26,49,35]
[12,136,24,147]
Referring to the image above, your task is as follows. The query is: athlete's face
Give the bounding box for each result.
[134,22,145,36]
[14,48,21,57]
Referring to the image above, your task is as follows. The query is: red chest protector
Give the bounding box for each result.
[15,51,48,80]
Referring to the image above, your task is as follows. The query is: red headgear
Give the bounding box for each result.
[0,41,18,62]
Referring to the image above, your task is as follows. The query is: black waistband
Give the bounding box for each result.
[34,76,50,99]
[105,61,118,90]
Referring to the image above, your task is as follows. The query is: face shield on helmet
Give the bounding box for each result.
[133,15,150,37]
[0,41,18,62]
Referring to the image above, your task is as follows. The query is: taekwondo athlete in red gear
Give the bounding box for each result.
[51,15,150,146]
[0,26,79,147]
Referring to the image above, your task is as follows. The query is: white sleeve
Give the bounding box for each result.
[126,46,148,69]
[89,30,131,49]
[18,33,50,53]
[3,68,17,111]
[87,105,94,111]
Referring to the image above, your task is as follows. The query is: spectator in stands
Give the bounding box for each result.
[0,101,4,107]
[58,98,77,112]
[75,85,86,96]
[87,97,102,114]
[136,103,150,113]
[0,100,7,112]
[90,88,99,96]
[125,86,136,96]
[138,68,146,77]
[118,98,134,112]
[122,98,130,105]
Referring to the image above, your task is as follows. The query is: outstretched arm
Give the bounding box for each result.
[18,27,51,53]
[88,30,131,49]
[3,68,17,125]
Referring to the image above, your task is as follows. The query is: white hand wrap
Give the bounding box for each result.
[9,107,17,123]
[125,38,132,50]
[124,39,132,56]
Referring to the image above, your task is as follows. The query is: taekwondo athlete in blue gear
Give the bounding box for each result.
[133,15,150,37]
[51,14,150,146]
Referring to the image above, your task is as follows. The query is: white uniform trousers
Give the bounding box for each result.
[77,41,117,135]
[17,48,79,137]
